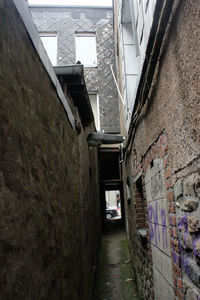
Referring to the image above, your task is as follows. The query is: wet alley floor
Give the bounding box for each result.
[93,220,139,300]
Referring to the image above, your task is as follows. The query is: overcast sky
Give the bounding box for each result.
[28,0,112,6]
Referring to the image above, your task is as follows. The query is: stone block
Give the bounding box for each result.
[145,181,152,203]
[183,174,199,197]
[145,158,164,183]
[158,273,174,300]
[167,285,175,299]
[161,252,173,286]
[145,165,151,184]
[179,231,193,250]
[188,216,200,233]
[151,169,166,201]
[149,223,170,255]
[194,175,200,199]
[181,196,199,212]
[153,267,161,300]
[148,198,168,226]
[174,179,183,200]
[152,245,162,274]
[184,257,200,288]
[182,279,200,299]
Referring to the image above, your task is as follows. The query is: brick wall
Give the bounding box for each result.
[0,1,101,299]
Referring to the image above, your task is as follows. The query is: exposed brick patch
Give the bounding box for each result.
[177,278,182,291]
[169,203,175,213]
[173,228,178,239]
[174,288,184,300]
[136,208,144,213]
[174,276,177,287]
[135,183,146,230]
[166,179,173,189]
[167,190,174,202]
[173,264,182,277]
[170,215,177,226]
[165,167,171,179]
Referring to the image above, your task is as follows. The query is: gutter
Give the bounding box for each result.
[124,0,181,156]
[54,65,94,127]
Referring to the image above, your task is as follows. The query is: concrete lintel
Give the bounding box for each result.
[88,133,125,147]
[133,170,142,183]
[11,0,75,130]
[54,65,84,76]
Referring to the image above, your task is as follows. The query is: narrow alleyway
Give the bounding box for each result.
[93,220,139,300]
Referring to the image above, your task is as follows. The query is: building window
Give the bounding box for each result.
[39,32,57,66]
[89,94,100,130]
[75,32,97,67]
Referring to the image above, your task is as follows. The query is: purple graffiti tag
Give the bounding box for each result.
[148,203,164,247]
[178,215,188,232]
[179,236,185,266]
[183,254,190,278]
[153,202,160,246]
[172,243,180,265]
[177,216,189,270]
[148,205,154,241]
[193,237,200,259]
[176,215,200,283]
[161,209,168,248]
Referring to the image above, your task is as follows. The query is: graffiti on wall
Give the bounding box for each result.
[173,215,200,288]
[151,172,164,199]
[148,202,168,249]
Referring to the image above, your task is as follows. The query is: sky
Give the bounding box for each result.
[28,0,112,6]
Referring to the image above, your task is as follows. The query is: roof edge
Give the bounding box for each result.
[28,5,112,9]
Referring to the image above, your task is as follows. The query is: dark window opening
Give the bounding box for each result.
[135,177,146,229]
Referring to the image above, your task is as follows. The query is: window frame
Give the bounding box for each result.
[39,32,57,66]
[89,93,100,131]
[75,32,97,67]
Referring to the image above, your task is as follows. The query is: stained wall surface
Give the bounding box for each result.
[0,1,101,299]
[121,0,200,299]
[30,6,120,134]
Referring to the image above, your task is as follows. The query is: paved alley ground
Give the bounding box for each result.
[93,220,139,300]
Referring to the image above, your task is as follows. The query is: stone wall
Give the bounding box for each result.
[124,151,154,300]
[0,1,101,299]
[30,6,120,134]
[123,0,200,299]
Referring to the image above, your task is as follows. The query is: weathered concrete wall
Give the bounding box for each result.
[30,6,120,133]
[0,1,101,299]
[122,0,200,299]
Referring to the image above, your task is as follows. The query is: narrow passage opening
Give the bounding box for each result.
[105,190,121,221]
[93,219,139,300]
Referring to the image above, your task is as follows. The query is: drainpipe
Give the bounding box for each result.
[129,0,140,57]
